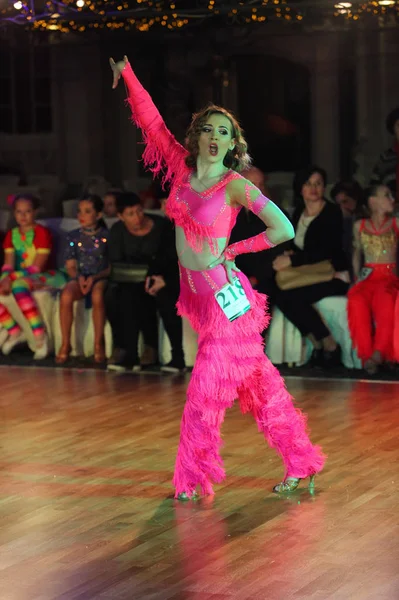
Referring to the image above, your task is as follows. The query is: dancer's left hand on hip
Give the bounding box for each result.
[208,255,240,284]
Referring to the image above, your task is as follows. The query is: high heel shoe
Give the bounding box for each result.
[176,491,199,501]
[55,346,71,364]
[273,474,315,493]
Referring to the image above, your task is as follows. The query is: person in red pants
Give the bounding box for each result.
[348,184,399,375]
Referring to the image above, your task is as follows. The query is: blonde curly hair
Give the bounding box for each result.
[185,104,252,172]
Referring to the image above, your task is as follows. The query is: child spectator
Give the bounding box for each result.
[0,194,66,359]
[56,195,110,364]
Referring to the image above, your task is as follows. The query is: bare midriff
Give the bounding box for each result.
[175,226,227,271]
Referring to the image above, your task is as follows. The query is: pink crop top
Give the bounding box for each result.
[166,171,242,253]
[121,61,270,255]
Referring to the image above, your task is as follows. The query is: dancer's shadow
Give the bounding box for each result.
[127,485,325,599]
[50,488,324,600]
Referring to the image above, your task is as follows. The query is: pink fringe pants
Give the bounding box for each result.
[172,264,326,497]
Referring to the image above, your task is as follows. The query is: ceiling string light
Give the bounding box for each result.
[0,0,398,33]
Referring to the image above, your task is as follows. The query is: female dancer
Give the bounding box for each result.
[348,184,399,375]
[110,56,325,499]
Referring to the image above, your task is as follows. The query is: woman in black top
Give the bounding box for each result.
[273,166,349,367]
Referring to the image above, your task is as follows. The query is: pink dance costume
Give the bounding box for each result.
[121,61,325,497]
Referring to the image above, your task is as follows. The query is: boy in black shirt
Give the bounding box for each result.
[107,192,185,372]
[107,192,163,371]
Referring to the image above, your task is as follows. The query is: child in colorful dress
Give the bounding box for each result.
[56,195,110,364]
[348,184,399,374]
[0,194,65,359]
[110,56,325,499]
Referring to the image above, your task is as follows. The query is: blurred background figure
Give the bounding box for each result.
[370,107,399,204]
[331,180,364,280]
[103,188,122,219]
[229,165,289,314]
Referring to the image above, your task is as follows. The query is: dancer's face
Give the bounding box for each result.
[393,119,399,142]
[302,172,325,203]
[198,113,236,165]
[369,185,394,214]
[14,199,36,229]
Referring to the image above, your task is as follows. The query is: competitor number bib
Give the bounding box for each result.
[214,277,251,322]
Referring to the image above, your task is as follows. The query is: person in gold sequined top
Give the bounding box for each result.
[348,184,399,375]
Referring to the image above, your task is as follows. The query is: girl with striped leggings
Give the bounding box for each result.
[0,194,66,359]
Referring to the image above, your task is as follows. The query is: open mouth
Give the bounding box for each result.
[209,143,218,156]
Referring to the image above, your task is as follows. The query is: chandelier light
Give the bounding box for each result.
[0,0,398,32]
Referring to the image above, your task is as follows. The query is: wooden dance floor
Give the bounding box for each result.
[1,367,398,600]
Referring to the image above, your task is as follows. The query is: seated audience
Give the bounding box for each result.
[331,180,364,280]
[56,195,109,364]
[106,192,165,372]
[273,166,349,368]
[370,106,399,201]
[0,194,66,359]
[348,185,399,375]
[103,188,122,219]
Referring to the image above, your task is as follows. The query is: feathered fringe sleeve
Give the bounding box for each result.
[121,62,188,186]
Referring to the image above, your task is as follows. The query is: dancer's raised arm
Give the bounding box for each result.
[110,56,188,185]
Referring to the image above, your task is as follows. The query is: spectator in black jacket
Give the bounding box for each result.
[273,166,350,367]
[106,192,164,372]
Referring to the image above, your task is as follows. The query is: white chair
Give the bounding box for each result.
[265,296,361,369]
[62,199,79,219]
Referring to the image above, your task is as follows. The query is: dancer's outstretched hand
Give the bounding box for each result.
[109,55,128,89]
[208,255,240,284]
